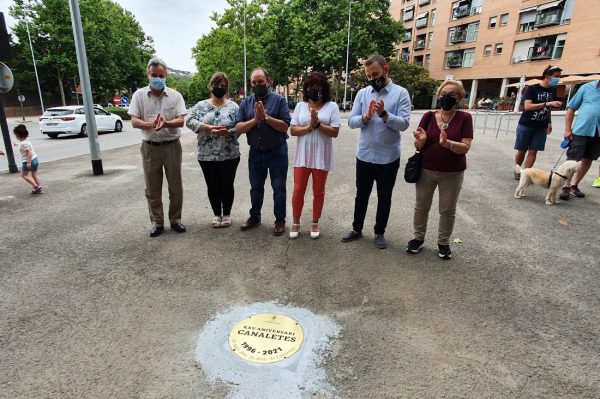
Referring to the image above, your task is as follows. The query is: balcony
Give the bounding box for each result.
[449,30,467,44]
[401,32,412,42]
[446,55,464,68]
[453,2,471,19]
[400,52,410,61]
[527,45,554,60]
[535,9,562,28]
[414,39,426,50]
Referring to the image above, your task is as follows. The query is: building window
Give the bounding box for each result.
[428,32,434,49]
[466,22,479,42]
[425,54,431,68]
[462,49,475,67]
[495,43,503,55]
[500,13,509,26]
[489,16,497,28]
[414,34,427,50]
[403,6,415,21]
[553,39,565,59]
[431,9,437,26]
[484,45,492,56]
[402,29,413,42]
[416,12,429,28]
[419,0,430,5]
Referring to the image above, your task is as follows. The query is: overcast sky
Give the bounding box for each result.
[3,0,231,72]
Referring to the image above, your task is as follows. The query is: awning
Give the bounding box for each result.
[537,0,563,11]
[404,5,415,11]
[519,6,537,13]
[417,12,429,19]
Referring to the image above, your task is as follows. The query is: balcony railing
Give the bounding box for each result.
[414,39,426,50]
[446,56,464,68]
[449,30,467,44]
[401,52,410,61]
[527,45,554,60]
[534,10,561,28]
[401,33,412,42]
[413,59,423,67]
[453,3,471,19]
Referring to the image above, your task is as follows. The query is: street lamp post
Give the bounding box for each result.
[342,1,354,111]
[24,17,44,113]
[68,0,103,175]
[243,0,247,97]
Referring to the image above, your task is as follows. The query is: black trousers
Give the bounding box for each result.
[199,157,240,216]
[352,157,400,235]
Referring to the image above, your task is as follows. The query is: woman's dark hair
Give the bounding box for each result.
[207,72,229,91]
[302,71,331,103]
[13,124,29,139]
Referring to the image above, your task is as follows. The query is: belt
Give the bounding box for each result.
[143,139,178,146]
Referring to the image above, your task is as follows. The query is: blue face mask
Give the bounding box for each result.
[549,77,560,88]
[149,77,166,90]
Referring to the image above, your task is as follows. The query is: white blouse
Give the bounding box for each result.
[290,101,341,171]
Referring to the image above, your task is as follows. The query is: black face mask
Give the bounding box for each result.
[307,89,323,102]
[252,84,269,98]
[369,76,386,92]
[438,95,457,111]
[212,87,227,98]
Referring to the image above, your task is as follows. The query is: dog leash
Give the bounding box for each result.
[551,148,567,172]
[547,148,568,188]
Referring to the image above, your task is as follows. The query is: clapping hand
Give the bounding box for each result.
[413,127,426,150]
[374,100,385,117]
[439,129,449,147]
[310,108,319,128]
[210,126,231,136]
[154,113,166,131]
[254,101,267,121]
[363,100,376,123]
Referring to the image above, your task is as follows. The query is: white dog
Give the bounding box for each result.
[514,160,579,205]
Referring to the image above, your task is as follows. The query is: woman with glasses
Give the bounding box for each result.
[408,80,473,260]
[186,72,240,228]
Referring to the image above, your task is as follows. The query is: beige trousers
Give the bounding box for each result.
[140,140,183,227]
[413,168,464,245]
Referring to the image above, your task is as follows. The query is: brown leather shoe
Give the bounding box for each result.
[240,216,261,231]
[273,221,286,236]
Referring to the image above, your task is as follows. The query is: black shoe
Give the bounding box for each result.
[407,239,425,254]
[570,185,585,198]
[374,234,387,249]
[559,186,570,201]
[171,223,186,233]
[150,226,164,237]
[341,230,362,242]
[437,244,452,260]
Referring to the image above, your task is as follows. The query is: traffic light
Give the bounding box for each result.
[0,13,11,62]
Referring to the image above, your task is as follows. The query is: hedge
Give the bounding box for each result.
[105,107,131,120]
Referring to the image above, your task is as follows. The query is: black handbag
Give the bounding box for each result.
[404,111,433,183]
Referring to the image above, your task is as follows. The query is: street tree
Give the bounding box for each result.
[9,0,154,105]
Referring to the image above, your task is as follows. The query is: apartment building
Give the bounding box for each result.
[390,0,600,107]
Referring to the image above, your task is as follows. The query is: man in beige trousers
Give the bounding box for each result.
[129,57,188,237]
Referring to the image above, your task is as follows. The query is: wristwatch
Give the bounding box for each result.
[380,110,388,118]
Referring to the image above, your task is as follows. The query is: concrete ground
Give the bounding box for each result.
[1,118,599,398]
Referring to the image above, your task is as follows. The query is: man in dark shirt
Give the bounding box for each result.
[513,65,562,179]
[235,67,291,235]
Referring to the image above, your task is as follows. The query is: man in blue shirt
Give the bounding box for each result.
[235,67,291,235]
[559,79,600,199]
[341,54,412,249]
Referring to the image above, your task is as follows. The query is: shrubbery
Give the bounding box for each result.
[105,107,131,120]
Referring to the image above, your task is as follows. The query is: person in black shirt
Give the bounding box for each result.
[513,65,562,180]
[235,67,291,236]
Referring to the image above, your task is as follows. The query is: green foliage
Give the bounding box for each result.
[191,0,405,98]
[9,0,154,105]
[105,107,130,120]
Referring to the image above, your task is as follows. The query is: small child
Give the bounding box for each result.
[13,124,43,194]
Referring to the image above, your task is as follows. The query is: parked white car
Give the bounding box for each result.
[39,105,123,138]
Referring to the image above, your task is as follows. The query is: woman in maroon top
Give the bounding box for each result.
[408,80,473,260]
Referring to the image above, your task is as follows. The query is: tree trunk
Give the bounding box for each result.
[58,76,66,106]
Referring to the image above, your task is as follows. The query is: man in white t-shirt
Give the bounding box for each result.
[128,57,188,237]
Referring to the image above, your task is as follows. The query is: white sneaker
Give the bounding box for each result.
[221,215,232,227]
[211,216,222,228]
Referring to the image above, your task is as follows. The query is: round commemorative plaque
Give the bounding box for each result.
[229,313,304,364]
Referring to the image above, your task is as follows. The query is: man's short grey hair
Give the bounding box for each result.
[147,57,168,72]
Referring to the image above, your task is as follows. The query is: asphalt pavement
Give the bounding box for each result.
[1,113,599,398]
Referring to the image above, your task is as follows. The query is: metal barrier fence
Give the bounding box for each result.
[468,109,521,136]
